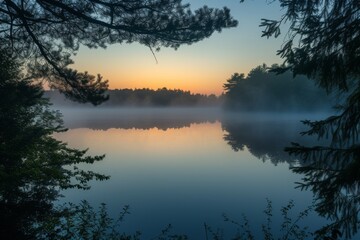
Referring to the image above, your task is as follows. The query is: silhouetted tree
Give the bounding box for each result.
[260,1,359,92]
[1,0,237,104]
[223,64,331,111]
[46,88,221,107]
[257,0,360,238]
[259,0,359,148]
[0,49,109,239]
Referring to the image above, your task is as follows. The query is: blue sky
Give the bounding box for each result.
[72,0,285,95]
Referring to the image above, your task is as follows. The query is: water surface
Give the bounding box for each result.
[55,108,328,239]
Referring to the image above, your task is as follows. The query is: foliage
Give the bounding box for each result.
[46,87,220,107]
[0,49,109,238]
[34,198,313,240]
[37,201,190,240]
[205,199,312,240]
[256,0,360,238]
[287,142,360,239]
[0,53,109,190]
[259,0,359,93]
[0,0,237,104]
[36,201,140,240]
[223,64,332,112]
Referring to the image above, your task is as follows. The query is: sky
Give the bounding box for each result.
[72,0,285,96]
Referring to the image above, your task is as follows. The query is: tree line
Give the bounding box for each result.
[47,66,335,111]
[223,64,334,112]
[46,88,221,107]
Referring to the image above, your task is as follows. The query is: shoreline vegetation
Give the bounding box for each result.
[45,88,222,108]
[36,199,316,240]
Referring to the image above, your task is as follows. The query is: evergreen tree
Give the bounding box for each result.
[0,49,108,239]
[223,64,331,111]
[258,0,360,238]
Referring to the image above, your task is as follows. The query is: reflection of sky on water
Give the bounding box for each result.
[55,110,328,239]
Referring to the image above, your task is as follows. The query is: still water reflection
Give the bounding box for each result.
[54,108,330,239]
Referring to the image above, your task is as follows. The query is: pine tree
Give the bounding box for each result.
[259,0,360,238]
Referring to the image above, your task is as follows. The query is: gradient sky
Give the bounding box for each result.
[72,0,285,95]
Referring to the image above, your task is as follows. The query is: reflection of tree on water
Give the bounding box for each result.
[221,115,322,165]
[0,52,108,239]
[222,114,360,239]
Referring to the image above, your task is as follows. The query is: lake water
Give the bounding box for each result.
[54,108,330,239]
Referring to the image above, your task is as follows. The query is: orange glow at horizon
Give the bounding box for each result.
[106,71,227,96]
[95,46,239,96]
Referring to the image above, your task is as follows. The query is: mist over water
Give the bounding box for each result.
[57,106,332,130]
[58,107,222,130]
[53,107,335,239]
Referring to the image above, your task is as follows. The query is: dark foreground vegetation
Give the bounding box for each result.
[0,50,109,239]
[35,199,315,240]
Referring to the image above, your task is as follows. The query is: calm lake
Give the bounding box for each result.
[54,108,331,239]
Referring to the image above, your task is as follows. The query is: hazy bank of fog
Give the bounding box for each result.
[56,107,222,130]
[55,106,334,130]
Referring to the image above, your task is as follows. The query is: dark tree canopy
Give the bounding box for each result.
[0,49,108,190]
[0,49,111,238]
[46,87,220,107]
[257,1,360,238]
[260,0,359,92]
[223,64,332,112]
[1,0,237,104]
